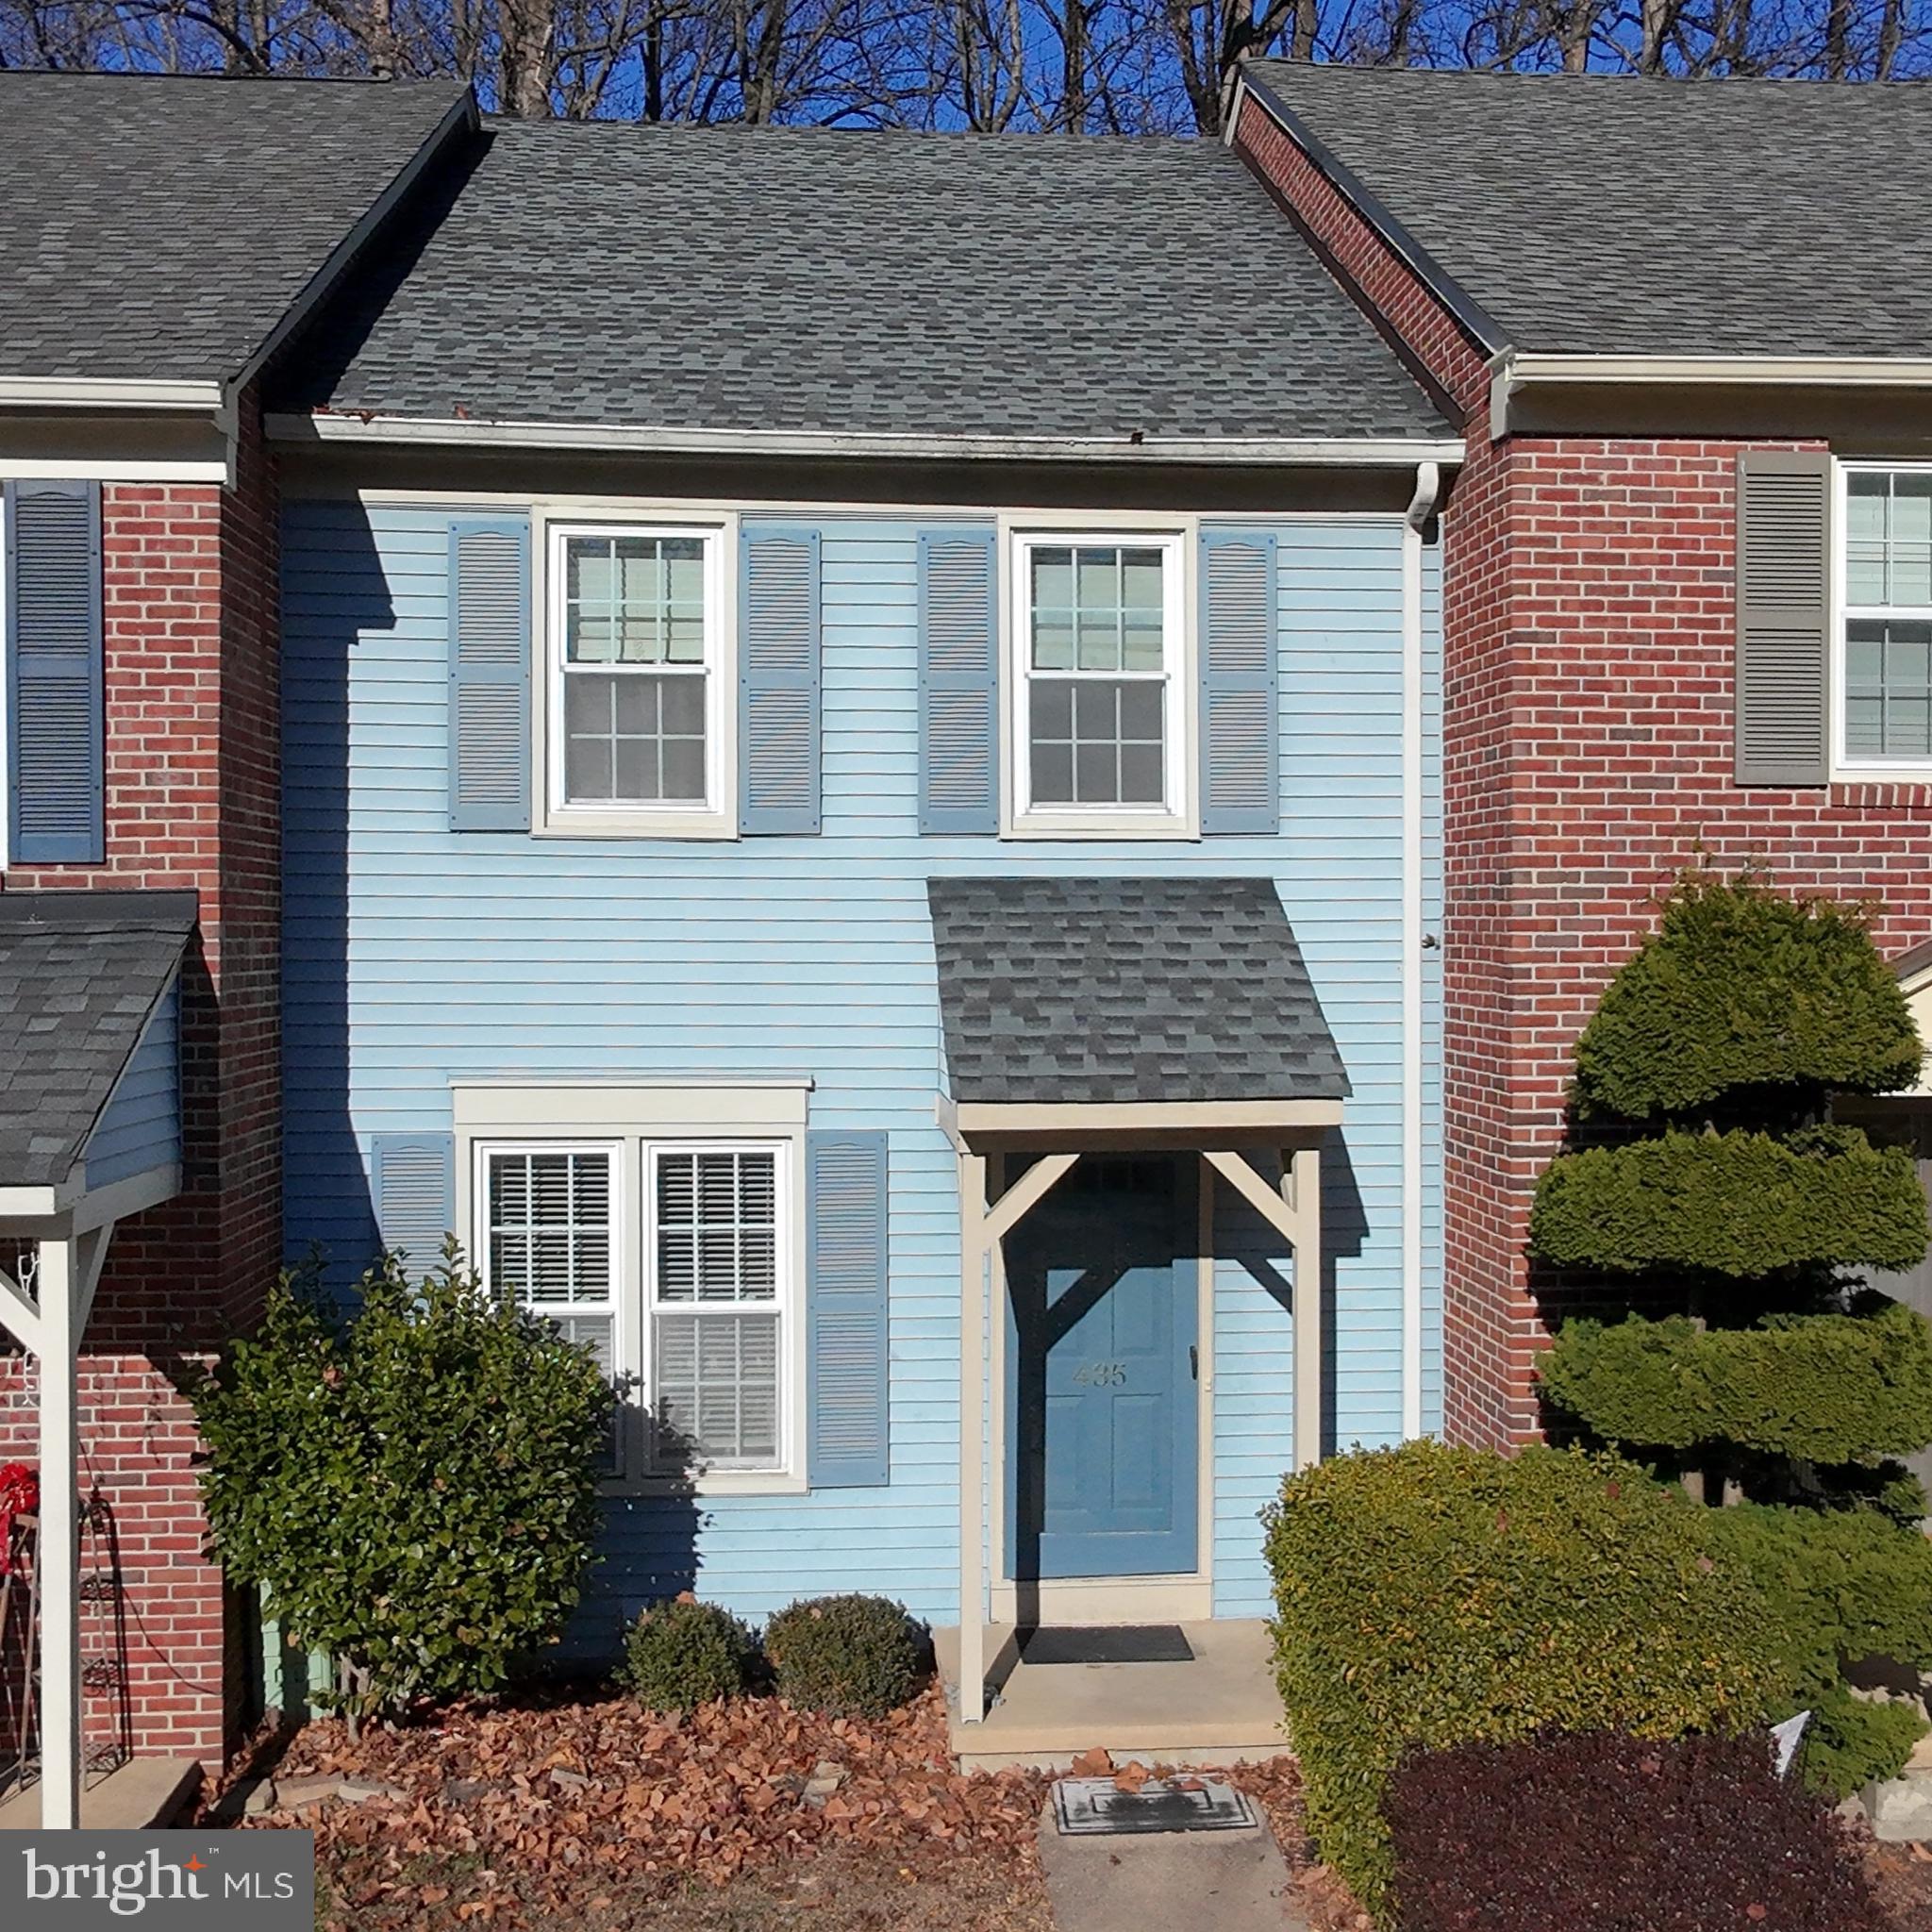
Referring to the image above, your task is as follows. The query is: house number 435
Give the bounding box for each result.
[1074,1361,1126,1387]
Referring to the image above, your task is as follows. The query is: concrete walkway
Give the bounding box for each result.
[1036,1795,1309,1932]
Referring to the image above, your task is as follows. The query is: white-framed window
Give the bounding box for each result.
[460,1086,808,1493]
[646,1143,789,1474]
[544,521,732,832]
[478,1141,623,1471]
[1840,463,1932,772]
[1008,529,1191,834]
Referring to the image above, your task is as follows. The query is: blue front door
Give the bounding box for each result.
[1004,1157,1198,1579]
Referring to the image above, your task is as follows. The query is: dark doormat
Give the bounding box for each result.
[1018,1624,1194,1665]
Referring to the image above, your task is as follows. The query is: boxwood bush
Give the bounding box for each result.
[1262,1441,1789,1925]
[1537,1298,1932,1463]
[764,1593,924,1719]
[1386,1729,1890,1932]
[617,1595,758,1714]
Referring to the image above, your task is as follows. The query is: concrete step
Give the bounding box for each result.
[937,1620,1292,1773]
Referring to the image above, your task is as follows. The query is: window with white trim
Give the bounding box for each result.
[1843,467,1932,765]
[649,1145,786,1472]
[1009,531,1189,831]
[548,524,727,823]
[481,1144,622,1471]
[469,1124,797,1487]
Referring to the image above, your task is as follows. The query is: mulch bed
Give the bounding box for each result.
[220,1686,1046,1931]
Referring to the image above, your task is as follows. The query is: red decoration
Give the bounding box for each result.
[0,1461,38,1576]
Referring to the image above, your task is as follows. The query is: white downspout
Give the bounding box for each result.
[1402,461,1441,1442]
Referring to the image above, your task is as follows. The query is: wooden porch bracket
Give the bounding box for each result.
[1202,1146,1324,1472]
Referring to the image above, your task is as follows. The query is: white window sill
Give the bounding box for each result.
[611,1471,808,1499]
[536,808,738,841]
[1003,813,1199,841]
[1831,762,1932,786]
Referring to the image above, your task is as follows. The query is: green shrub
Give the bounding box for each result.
[1571,871,1920,1120]
[764,1593,924,1719]
[616,1595,758,1713]
[1704,1503,1932,1694]
[1799,1684,1929,1798]
[193,1254,613,1726]
[1529,1125,1927,1276]
[1262,1441,1788,1925]
[1538,1300,1932,1462]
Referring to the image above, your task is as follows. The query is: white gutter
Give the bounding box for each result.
[0,377,225,412]
[266,409,1467,470]
[1401,458,1441,1442]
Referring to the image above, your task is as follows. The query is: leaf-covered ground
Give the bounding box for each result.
[217,1690,1932,1932]
[232,1687,1047,1930]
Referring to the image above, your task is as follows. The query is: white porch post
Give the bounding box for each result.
[957,1151,988,1727]
[1289,1145,1324,1473]
[36,1235,81,1830]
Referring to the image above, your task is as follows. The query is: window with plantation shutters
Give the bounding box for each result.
[483,1145,621,1473]
[650,1145,787,1472]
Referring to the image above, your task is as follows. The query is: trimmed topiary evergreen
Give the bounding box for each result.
[1535,1299,1932,1465]
[1530,867,1932,1794]
[1570,870,1921,1120]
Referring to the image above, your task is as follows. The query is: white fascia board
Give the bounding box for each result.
[0,376,225,412]
[1495,350,1932,390]
[266,409,1466,470]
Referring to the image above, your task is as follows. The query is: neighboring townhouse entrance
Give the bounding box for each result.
[1004,1156,1197,1580]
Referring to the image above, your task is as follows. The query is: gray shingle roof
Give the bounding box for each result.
[1244,60,1932,358]
[0,891,194,1188]
[0,73,468,384]
[278,118,1448,441]
[925,876,1349,1107]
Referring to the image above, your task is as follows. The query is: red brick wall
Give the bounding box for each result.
[1233,85,1932,1448]
[0,408,281,1763]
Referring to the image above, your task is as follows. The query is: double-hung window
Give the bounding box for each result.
[482,1144,622,1469]
[547,524,729,830]
[648,1145,786,1472]
[1009,531,1189,833]
[1842,467,1932,770]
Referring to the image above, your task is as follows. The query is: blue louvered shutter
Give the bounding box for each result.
[918,528,999,834]
[447,517,531,831]
[740,525,821,833]
[1199,529,1279,835]
[370,1133,456,1271]
[6,479,103,862]
[806,1129,890,1489]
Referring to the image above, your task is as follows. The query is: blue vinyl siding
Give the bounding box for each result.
[282,501,1441,1644]
[84,977,179,1189]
